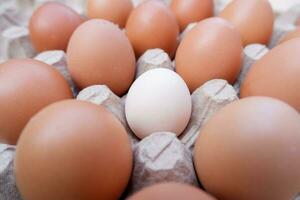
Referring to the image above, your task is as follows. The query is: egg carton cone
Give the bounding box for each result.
[234,44,269,94]
[136,49,174,79]
[180,79,238,151]
[0,26,36,60]
[129,132,198,194]
[269,4,300,48]
[0,8,28,33]
[0,144,22,200]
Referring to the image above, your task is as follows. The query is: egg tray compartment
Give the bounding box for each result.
[1,0,300,200]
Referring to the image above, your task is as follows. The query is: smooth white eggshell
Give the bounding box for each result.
[125,68,192,139]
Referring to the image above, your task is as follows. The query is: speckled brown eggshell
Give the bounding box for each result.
[175,17,243,92]
[219,0,274,46]
[279,27,300,44]
[29,2,84,52]
[67,19,136,96]
[128,182,216,200]
[194,97,300,200]
[15,100,133,200]
[241,37,300,112]
[171,0,214,31]
[0,59,72,145]
[125,0,179,58]
[87,0,133,28]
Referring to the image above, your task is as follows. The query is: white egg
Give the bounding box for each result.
[125,68,192,139]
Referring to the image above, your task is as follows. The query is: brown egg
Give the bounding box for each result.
[219,0,274,45]
[241,38,300,112]
[279,27,300,44]
[170,0,214,31]
[194,97,300,200]
[126,0,179,58]
[15,100,132,200]
[29,2,83,52]
[0,59,72,145]
[87,0,133,28]
[176,17,243,92]
[128,182,216,200]
[67,19,136,96]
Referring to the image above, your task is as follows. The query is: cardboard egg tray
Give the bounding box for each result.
[0,0,300,200]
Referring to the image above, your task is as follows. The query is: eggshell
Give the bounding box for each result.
[0,59,72,145]
[125,0,179,58]
[279,27,300,44]
[128,182,216,200]
[219,0,274,45]
[241,38,300,112]
[67,19,136,96]
[176,17,243,92]
[125,68,191,139]
[194,97,300,200]
[87,0,133,28]
[15,100,132,200]
[170,0,214,31]
[29,2,83,52]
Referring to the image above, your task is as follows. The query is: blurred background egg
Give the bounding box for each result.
[125,68,191,139]
[170,0,214,32]
[0,59,72,145]
[241,38,300,112]
[176,17,243,92]
[67,19,136,96]
[126,0,179,58]
[15,100,132,200]
[128,182,216,200]
[194,97,300,200]
[278,27,300,44]
[219,0,274,46]
[87,0,133,28]
[29,2,83,52]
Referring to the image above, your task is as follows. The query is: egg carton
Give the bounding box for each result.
[1,0,300,200]
[0,45,237,200]
[0,44,295,199]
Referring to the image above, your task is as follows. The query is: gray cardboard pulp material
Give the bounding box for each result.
[0,26,36,60]
[136,49,173,79]
[0,144,22,200]
[234,44,269,94]
[180,79,238,151]
[129,132,198,194]
[269,4,300,48]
